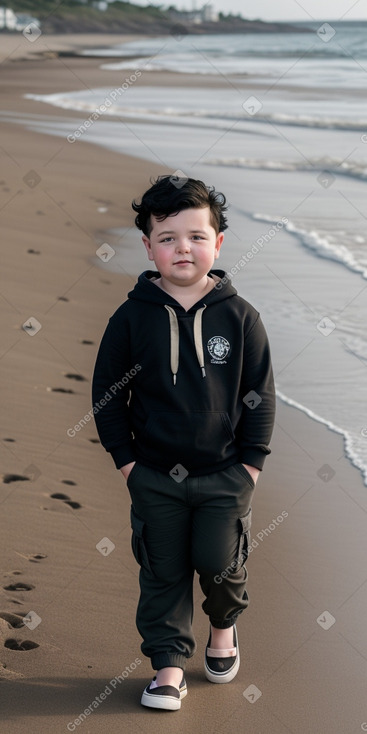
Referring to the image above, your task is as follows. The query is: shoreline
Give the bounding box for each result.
[0,33,145,62]
[1,35,367,734]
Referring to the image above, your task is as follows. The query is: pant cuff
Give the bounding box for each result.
[151,652,188,671]
[209,611,243,629]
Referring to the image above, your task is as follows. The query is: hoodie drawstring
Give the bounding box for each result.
[164,305,179,386]
[164,304,206,386]
[193,304,207,379]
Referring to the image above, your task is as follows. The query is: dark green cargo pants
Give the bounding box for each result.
[126,461,255,672]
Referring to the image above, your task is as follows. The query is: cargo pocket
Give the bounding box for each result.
[130,506,152,574]
[237,507,252,566]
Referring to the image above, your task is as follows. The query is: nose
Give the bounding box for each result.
[176,238,191,252]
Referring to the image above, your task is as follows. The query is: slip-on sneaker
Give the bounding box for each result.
[141,675,187,710]
[204,624,240,683]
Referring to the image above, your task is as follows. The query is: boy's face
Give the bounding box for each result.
[142,206,224,287]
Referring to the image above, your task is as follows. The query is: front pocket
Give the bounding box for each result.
[138,410,235,466]
[237,508,252,566]
[232,463,256,488]
[130,506,152,574]
[126,461,142,489]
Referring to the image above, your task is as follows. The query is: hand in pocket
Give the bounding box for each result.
[120,461,136,481]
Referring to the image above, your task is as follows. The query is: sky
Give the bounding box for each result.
[130,1,367,21]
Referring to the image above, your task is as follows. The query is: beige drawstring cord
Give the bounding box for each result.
[164,305,179,385]
[164,304,207,385]
[193,305,207,378]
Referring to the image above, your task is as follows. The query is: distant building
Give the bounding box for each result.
[75,0,108,8]
[0,7,40,30]
[201,4,219,22]
[168,3,219,25]
[0,7,17,29]
[91,0,108,9]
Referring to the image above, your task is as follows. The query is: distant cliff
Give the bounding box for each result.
[2,1,312,34]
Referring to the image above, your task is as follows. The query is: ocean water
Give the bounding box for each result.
[9,23,367,484]
[83,22,367,88]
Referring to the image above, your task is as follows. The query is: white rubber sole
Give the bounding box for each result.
[204,649,240,683]
[141,682,187,710]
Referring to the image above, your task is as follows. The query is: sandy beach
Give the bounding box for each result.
[1,32,367,734]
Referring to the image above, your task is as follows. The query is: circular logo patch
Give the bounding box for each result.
[207,336,230,363]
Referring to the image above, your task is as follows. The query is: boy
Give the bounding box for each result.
[92,175,276,711]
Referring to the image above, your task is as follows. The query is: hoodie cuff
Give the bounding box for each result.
[238,447,271,471]
[109,445,136,470]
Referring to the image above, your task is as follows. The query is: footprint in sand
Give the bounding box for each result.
[93,196,112,206]
[28,554,47,563]
[58,296,69,302]
[2,474,29,484]
[4,639,39,651]
[50,493,81,510]
[0,618,38,668]
[14,553,47,564]
[0,612,25,629]
[88,438,100,444]
[80,339,94,345]
[3,438,16,442]
[47,387,75,394]
[3,583,35,592]
[27,248,40,254]
[63,373,87,382]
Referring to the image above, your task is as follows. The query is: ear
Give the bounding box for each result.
[214,232,224,259]
[142,235,155,261]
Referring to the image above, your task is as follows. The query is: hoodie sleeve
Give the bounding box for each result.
[91,313,135,470]
[237,313,276,470]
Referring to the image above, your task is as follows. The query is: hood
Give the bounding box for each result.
[127,269,237,386]
[127,269,237,308]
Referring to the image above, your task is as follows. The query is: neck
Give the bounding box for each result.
[153,274,217,311]
[160,274,211,299]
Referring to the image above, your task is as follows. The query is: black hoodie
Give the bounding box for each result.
[92,269,276,476]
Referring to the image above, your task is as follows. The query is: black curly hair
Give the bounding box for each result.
[132,174,228,237]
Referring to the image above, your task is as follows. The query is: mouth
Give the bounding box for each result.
[174,260,193,264]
